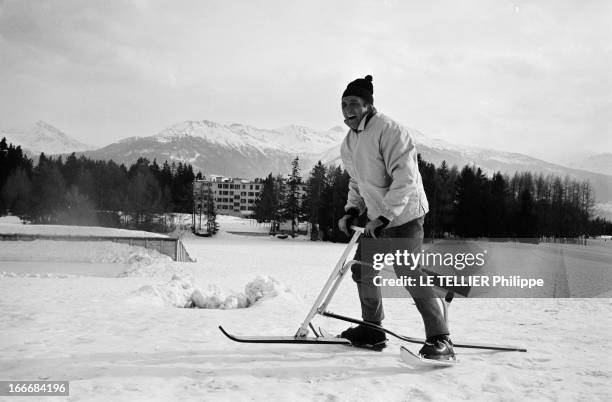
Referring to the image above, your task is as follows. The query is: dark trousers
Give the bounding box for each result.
[351,216,449,338]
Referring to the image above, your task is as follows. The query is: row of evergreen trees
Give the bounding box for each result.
[417,157,604,238]
[0,138,197,230]
[253,154,611,241]
[251,157,352,240]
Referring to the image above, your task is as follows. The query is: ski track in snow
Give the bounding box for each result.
[0,216,610,401]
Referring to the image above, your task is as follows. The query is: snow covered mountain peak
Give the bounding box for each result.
[151,119,347,155]
[275,124,317,135]
[273,124,346,152]
[0,121,92,155]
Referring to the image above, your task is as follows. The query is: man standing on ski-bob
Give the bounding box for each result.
[338,74,454,360]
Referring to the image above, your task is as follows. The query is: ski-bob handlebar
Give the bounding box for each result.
[349,225,365,233]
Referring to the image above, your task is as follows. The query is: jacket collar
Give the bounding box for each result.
[355,107,377,133]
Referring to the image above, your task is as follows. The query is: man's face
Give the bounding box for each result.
[341,95,369,130]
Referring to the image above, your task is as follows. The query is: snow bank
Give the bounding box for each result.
[244,275,287,303]
[0,215,22,224]
[0,240,172,264]
[0,271,76,279]
[131,275,292,309]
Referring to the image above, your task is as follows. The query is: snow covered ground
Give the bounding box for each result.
[0,215,610,401]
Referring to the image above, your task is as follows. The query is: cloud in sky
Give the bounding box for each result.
[0,0,610,164]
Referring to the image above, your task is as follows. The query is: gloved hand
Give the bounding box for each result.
[364,216,390,238]
[338,208,360,236]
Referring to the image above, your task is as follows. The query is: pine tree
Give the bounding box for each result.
[0,139,33,214]
[516,188,537,237]
[453,166,477,237]
[275,174,287,231]
[1,167,31,215]
[418,154,437,237]
[127,162,162,226]
[253,174,278,231]
[435,161,456,237]
[285,156,302,237]
[331,166,350,241]
[475,167,490,236]
[30,156,67,223]
[305,161,327,240]
[489,172,508,237]
[62,153,80,188]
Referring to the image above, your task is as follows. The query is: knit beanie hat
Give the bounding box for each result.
[342,75,374,104]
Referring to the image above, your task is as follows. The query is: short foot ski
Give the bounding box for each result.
[218,326,351,345]
[318,327,387,351]
[400,346,458,367]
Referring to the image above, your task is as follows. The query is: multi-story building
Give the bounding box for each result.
[193,175,306,218]
[193,176,264,217]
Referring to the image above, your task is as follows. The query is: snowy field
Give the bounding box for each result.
[0,215,610,401]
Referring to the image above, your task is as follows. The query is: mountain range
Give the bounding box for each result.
[78,120,346,179]
[2,119,611,217]
[0,121,92,155]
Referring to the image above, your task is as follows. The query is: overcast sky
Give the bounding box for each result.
[0,0,610,164]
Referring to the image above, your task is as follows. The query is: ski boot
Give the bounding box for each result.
[340,323,388,351]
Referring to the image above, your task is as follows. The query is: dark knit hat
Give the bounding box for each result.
[342,75,374,104]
